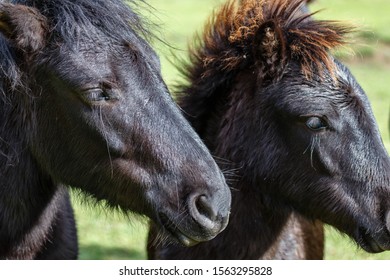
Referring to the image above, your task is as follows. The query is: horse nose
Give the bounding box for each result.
[386,211,390,233]
[188,192,230,235]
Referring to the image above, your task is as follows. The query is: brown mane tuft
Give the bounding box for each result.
[176,0,354,134]
[188,0,353,81]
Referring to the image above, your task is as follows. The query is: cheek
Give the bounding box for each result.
[277,124,335,175]
[314,139,342,175]
[95,117,128,157]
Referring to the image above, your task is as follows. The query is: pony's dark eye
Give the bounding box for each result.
[305,116,328,131]
[82,88,110,102]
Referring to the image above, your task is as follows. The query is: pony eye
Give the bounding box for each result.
[82,88,110,102]
[305,117,327,131]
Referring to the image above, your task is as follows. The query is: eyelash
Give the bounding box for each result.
[304,116,329,131]
[83,88,110,102]
[80,82,119,104]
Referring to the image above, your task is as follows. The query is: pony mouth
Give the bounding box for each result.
[357,227,389,253]
[158,213,200,247]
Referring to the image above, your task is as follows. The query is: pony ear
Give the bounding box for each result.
[253,21,287,84]
[0,4,48,53]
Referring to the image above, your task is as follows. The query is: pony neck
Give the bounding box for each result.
[0,98,59,259]
[223,178,324,259]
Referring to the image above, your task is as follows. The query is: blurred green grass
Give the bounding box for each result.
[73,0,390,260]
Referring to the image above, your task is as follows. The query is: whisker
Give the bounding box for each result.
[310,135,320,171]
[303,139,312,155]
[213,155,234,165]
[98,106,114,177]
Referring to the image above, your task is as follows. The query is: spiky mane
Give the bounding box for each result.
[177,0,352,133]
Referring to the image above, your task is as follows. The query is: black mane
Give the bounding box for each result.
[0,0,153,97]
[16,0,151,41]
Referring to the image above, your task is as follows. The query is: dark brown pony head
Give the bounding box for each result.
[0,0,231,247]
[177,0,390,253]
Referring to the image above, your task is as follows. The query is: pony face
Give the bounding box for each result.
[0,1,231,246]
[176,0,390,253]
[251,60,390,253]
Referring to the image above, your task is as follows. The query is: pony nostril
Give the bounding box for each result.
[190,194,218,230]
[386,211,390,233]
[196,195,217,221]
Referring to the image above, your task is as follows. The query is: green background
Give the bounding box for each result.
[72,0,390,260]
